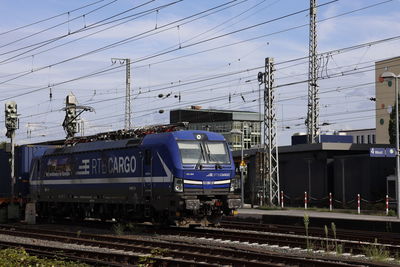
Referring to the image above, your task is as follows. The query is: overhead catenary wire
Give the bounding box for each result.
[0,0,109,36]
[0,0,393,95]
[0,0,120,50]
[0,0,173,62]
[1,35,398,124]
[10,62,384,129]
[17,93,381,142]
[0,0,244,85]
[1,0,398,144]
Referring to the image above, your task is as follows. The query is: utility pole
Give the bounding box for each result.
[258,57,280,206]
[5,101,18,198]
[112,58,131,130]
[307,0,319,143]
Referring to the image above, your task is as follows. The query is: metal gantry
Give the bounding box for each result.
[307,0,319,143]
[259,57,280,206]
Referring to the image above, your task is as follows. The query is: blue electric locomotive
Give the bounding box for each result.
[29,130,241,225]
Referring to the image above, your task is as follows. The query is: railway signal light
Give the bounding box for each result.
[5,101,18,137]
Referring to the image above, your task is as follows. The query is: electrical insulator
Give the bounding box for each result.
[63,104,78,138]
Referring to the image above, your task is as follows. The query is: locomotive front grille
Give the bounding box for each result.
[184,187,229,195]
[184,188,203,194]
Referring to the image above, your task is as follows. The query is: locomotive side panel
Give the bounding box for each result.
[32,147,145,204]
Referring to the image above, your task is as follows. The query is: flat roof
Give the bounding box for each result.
[232,142,392,157]
[338,128,375,133]
[375,56,400,64]
[170,108,261,123]
[171,108,258,114]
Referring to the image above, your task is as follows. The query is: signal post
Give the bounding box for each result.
[4,101,18,198]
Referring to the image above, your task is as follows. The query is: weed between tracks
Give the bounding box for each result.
[112,223,125,236]
[138,248,169,267]
[112,222,146,236]
[0,248,89,266]
[303,217,397,263]
[362,238,390,261]
[303,214,312,251]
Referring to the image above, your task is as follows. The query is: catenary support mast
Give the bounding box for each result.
[112,58,132,130]
[260,57,280,206]
[307,0,319,143]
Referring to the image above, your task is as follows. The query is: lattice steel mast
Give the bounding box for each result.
[259,57,280,206]
[112,58,132,130]
[307,0,319,143]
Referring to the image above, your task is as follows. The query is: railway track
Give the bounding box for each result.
[0,224,396,266]
[157,225,400,259]
[220,218,400,246]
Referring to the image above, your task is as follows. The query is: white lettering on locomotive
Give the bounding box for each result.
[81,156,137,175]
[76,159,90,175]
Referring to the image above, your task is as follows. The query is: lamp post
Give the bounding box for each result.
[231,128,245,208]
[380,71,400,219]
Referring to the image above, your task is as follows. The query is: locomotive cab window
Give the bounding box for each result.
[205,141,230,164]
[177,141,205,164]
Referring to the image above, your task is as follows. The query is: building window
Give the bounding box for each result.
[372,134,376,144]
[367,135,370,144]
[356,136,360,144]
[361,135,364,144]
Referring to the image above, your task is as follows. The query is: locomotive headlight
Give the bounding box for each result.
[174,177,184,192]
[230,181,235,192]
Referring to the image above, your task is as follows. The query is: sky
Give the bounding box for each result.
[0,0,399,145]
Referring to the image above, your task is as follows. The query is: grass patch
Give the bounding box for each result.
[303,214,311,251]
[112,223,125,236]
[138,248,169,267]
[0,248,89,266]
[363,239,390,261]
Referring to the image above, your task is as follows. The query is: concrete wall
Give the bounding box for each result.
[333,155,395,206]
[240,146,395,208]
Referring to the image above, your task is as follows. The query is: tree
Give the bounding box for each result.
[388,102,400,145]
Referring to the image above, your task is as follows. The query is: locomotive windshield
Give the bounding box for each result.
[177,141,206,164]
[177,140,230,165]
[204,141,230,164]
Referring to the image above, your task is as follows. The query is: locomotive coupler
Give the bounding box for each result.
[227,198,241,209]
[185,199,200,210]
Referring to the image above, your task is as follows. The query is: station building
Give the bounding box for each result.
[170,106,262,151]
[337,128,376,144]
[233,142,395,208]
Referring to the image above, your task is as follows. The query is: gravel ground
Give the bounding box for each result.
[5,223,400,266]
[149,230,400,266]
[0,232,145,257]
